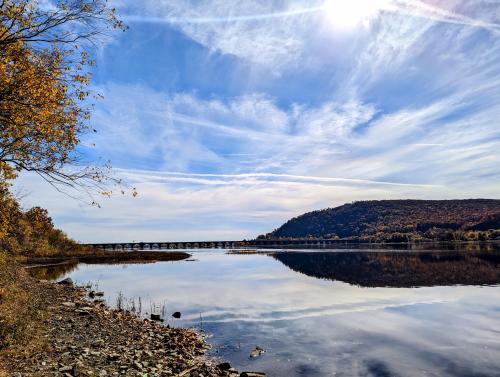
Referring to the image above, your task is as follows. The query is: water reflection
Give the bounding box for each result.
[273,251,500,287]
[256,241,500,252]
[27,260,79,280]
[36,249,500,377]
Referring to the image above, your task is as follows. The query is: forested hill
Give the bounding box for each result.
[265,199,500,242]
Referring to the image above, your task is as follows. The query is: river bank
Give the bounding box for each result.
[0,274,265,377]
[17,250,191,266]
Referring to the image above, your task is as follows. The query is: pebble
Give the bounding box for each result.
[1,280,266,377]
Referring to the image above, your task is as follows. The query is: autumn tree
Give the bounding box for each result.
[0,0,127,201]
[0,180,19,241]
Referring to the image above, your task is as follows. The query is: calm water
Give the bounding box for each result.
[36,248,500,377]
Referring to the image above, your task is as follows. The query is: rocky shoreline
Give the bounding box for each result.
[0,278,265,377]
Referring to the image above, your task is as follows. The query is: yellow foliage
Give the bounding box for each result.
[0,0,127,197]
[0,182,80,256]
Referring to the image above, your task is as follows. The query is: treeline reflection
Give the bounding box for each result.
[272,251,500,287]
[26,261,79,280]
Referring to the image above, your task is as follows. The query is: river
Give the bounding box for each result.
[31,247,500,377]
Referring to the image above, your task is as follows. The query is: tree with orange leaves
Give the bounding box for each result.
[0,0,128,202]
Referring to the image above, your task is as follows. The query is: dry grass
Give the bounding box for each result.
[0,252,43,354]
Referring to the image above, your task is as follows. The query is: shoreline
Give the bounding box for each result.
[17,239,500,268]
[0,275,265,377]
[17,250,191,267]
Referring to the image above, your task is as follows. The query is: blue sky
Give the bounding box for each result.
[17,0,500,242]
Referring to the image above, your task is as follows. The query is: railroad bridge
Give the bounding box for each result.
[86,239,360,251]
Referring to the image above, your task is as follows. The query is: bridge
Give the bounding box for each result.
[86,239,363,251]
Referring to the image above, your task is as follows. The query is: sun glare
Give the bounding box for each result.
[324,0,388,29]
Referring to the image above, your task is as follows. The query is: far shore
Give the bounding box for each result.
[18,239,500,267]
[17,250,191,266]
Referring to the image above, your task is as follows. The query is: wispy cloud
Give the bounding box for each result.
[117,169,440,188]
[14,0,500,241]
[120,0,500,73]
[25,78,499,242]
[14,169,445,242]
[393,0,500,33]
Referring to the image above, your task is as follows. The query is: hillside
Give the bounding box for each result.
[265,199,500,242]
[273,251,500,287]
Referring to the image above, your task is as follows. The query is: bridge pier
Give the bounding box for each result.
[87,239,351,251]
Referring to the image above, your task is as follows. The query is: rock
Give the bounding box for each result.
[59,365,73,373]
[94,291,104,297]
[217,362,231,371]
[58,278,74,286]
[107,353,120,361]
[150,314,161,321]
[72,363,85,377]
[8,276,234,377]
[240,373,266,377]
[249,346,265,358]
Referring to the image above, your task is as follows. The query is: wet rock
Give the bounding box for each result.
[249,346,265,358]
[150,314,161,321]
[240,373,266,377]
[58,278,74,286]
[217,362,231,371]
[172,311,181,319]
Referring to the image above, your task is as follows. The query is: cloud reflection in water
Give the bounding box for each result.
[58,250,500,377]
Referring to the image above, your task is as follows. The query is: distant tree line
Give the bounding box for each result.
[0,182,81,256]
[263,200,500,243]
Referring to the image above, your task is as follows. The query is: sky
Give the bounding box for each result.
[16,0,500,243]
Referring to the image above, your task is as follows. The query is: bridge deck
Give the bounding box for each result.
[85,239,364,250]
